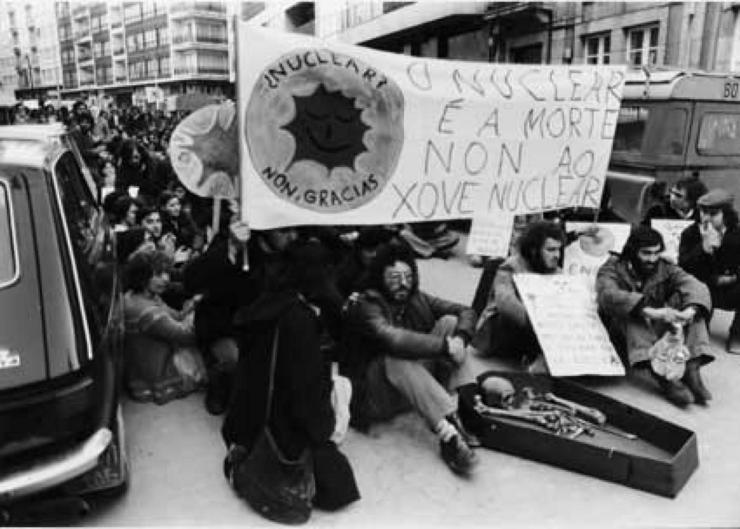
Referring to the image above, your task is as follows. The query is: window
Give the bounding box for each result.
[698,113,740,155]
[147,57,157,76]
[157,27,168,46]
[627,25,659,67]
[612,106,650,153]
[584,33,610,65]
[158,56,169,76]
[124,3,142,23]
[144,29,156,48]
[0,181,16,286]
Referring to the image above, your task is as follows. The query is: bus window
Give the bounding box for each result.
[653,108,688,155]
[613,106,650,154]
[698,113,740,155]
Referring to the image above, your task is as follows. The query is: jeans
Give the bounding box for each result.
[362,315,477,428]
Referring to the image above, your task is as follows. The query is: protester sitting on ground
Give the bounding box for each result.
[473,220,564,372]
[115,139,171,203]
[643,177,708,224]
[344,241,480,475]
[597,226,713,406]
[678,189,740,354]
[223,239,359,519]
[117,227,155,267]
[111,195,141,233]
[159,190,200,253]
[123,248,207,404]
[336,227,396,299]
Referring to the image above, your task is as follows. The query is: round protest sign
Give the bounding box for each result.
[245,47,404,213]
[170,101,238,199]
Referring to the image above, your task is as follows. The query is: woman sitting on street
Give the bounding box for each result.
[123,248,206,404]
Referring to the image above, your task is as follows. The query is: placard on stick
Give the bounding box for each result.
[466,212,514,257]
[513,273,625,377]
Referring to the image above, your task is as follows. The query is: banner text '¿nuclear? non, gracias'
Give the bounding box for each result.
[262,49,389,91]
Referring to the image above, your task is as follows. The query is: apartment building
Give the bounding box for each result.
[0,0,62,104]
[54,1,234,109]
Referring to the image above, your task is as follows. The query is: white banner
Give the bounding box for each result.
[238,24,625,229]
[513,273,625,377]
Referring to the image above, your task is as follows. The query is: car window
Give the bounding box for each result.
[0,180,15,286]
[612,106,650,154]
[54,152,115,346]
[697,113,740,155]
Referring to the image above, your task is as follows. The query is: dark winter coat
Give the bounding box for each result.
[678,223,740,288]
[596,254,711,320]
[343,287,475,384]
[222,291,335,458]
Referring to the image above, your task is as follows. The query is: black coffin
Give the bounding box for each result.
[474,371,698,498]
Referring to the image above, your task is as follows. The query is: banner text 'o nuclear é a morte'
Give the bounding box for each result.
[238,23,626,229]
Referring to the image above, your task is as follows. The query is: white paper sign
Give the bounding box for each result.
[651,219,692,263]
[564,222,630,285]
[513,273,625,377]
[237,24,626,229]
[466,212,514,257]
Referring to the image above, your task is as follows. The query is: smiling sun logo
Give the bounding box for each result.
[283,84,370,172]
[245,48,405,213]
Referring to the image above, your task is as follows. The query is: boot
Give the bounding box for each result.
[682,359,712,404]
[650,369,694,407]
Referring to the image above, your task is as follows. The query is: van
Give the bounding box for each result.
[0,125,127,521]
[607,69,740,223]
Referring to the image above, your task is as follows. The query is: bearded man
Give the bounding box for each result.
[473,220,565,370]
[596,226,713,406]
[344,241,480,476]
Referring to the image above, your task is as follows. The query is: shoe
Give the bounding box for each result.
[440,432,478,475]
[682,360,712,404]
[651,370,694,407]
[446,411,481,448]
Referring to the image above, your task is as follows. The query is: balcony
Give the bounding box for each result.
[170,1,227,20]
[75,28,91,40]
[79,77,95,86]
[173,65,228,76]
[72,5,88,18]
[77,51,93,63]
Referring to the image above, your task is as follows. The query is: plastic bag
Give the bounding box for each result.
[648,323,689,381]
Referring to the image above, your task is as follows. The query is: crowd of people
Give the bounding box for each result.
[15,99,739,523]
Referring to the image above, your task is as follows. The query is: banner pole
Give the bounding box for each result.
[234,15,250,271]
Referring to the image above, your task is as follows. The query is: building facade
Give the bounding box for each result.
[55,1,234,109]
[0,0,62,104]
[310,1,740,74]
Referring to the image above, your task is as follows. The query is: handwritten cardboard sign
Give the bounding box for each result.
[513,273,625,377]
[563,222,631,284]
[651,219,692,263]
[466,211,514,257]
[237,24,626,229]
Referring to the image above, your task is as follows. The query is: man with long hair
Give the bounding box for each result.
[344,241,480,475]
[474,220,565,369]
[678,189,740,354]
[597,226,713,406]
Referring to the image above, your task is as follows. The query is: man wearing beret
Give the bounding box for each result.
[678,189,740,354]
[597,226,714,406]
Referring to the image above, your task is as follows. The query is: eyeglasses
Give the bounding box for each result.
[699,206,722,215]
[669,189,686,199]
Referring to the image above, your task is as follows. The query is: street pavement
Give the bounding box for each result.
[81,236,740,528]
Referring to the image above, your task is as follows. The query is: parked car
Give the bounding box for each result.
[0,124,127,522]
[607,69,740,223]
